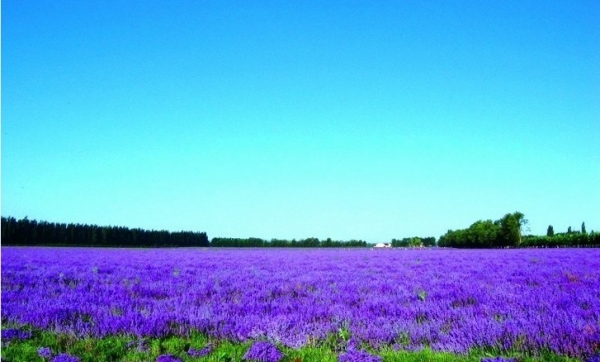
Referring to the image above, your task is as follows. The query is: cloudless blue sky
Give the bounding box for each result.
[2,1,599,242]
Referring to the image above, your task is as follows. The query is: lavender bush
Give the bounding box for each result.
[188,344,213,357]
[38,346,53,358]
[155,354,182,362]
[243,341,283,362]
[2,247,599,359]
[51,353,80,362]
[338,349,382,362]
[1,328,32,341]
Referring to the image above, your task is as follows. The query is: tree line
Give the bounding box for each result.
[521,233,600,247]
[0,217,370,248]
[2,214,597,249]
[391,237,436,247]
[438,212,598,248]
[522,222,599,247]
[1,216,209,247]
[210,237,368,248]
[438,212,527,248]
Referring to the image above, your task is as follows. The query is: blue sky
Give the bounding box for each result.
[2,1,599,242]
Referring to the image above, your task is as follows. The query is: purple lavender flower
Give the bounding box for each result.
[127,339,149,352]
[126,340,136,348]
[1,328,32,341]
[38,346,53,358]
[338,349,382,362]
[156,354,182,362]
[587,355,600,362]
[405,344,424,352]
[480,358,517,362]
[243,341,283,362]
[51,354,80,362]
[1,328,19,340]
[188,344,213,357]
[346,337,359,351]
[3,247,600,359]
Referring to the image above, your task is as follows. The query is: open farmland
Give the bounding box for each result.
[2,247,600,361]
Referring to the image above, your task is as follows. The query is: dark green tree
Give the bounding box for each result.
[409,237,422,247]
[499,212,526,247]
[547,225,554,237]
[582,222,586,234]
[470,220,500,247]
[421,237,436,247]
[1,216,209,247]
[568,226,572,234]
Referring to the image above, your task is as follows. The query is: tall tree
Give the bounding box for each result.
[582,222,587,234]
[547,225,554,237]
[499,212,527,247]
[568,226,572,234]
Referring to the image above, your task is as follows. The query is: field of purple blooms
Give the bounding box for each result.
[2,247,600,361]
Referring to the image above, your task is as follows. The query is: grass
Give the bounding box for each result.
[0,324,585,362]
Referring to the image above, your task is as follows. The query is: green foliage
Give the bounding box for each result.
[440,212,598,249]
[0,325,583,362]
[381,347,471,361]
[499,212,526,247]
[0,326,250,362]
[521,231,599,248]
[438,219,501,248]
[286,346,338,362]
[338,327,351,341]
[438,212,564,249]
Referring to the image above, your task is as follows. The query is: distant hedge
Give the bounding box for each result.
[210,237,368,248]
[1,216,209,248]
[521,233,600,248]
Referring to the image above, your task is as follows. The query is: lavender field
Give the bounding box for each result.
[2,247,599,360]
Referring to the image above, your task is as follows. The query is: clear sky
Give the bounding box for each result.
[2,1,599,242]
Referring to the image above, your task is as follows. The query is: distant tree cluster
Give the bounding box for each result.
[1,217,209,247]
[210,237,367,248]
[391,237,436,247]
[438,212,528,248]
[524,223,598,247]
[438,212,598,248]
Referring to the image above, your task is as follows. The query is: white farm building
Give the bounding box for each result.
[374,243,391,248]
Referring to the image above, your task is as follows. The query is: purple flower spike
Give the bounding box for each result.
[346,337,359,351]
[587,355,600,362]
[243,341,284,362]
[156,354,182,362]
[1,328,32,341]
[481,358,517,362]
[338,349,382,362]
[38,346,53,358]
[51,354,80,362]
[188,344,213,357]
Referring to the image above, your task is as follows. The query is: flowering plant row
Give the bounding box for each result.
[2,247,599,360]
